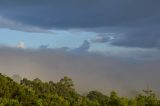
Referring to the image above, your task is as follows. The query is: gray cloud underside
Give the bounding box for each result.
[95,27,160,49]
[0,0,160,48]
[0,0,159,29]
[0,46,160,96]
[110,28,160,49]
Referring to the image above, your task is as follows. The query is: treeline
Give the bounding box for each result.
[0,73,159,106]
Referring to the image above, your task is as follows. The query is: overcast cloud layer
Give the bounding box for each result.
[0,0,159,29]
[0,0,160,48]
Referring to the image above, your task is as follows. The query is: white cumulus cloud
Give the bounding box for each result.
[17,41,25,49]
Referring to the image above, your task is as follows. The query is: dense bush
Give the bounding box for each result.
[0,73,159,106]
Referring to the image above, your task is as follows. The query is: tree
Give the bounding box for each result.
[136,90,159,106]
[87,90,109,106]
[0,73,160,106]
[11,74,22,83]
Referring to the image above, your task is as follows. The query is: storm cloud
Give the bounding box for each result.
[110,28,160,49]
[0,0,159,29]
[0,0,160,48]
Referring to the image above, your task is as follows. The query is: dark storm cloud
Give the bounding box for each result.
[0,0,160,48]
[0,0,159,29]
[90,27,160,49]
[110,28,160,49]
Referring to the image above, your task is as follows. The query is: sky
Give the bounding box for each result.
[0,0,160,95]
[0,28,95,48]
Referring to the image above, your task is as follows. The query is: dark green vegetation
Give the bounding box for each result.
[0,73,159,106]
